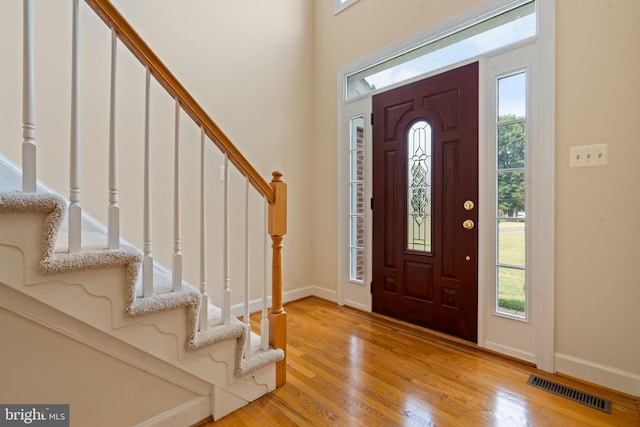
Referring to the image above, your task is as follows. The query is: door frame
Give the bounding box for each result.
[336,0,555,372]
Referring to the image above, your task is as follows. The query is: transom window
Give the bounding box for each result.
[346,1,535,99]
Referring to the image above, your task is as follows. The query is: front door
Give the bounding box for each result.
[372,62,479,342]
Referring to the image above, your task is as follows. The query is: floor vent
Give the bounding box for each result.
[527,375,612,414]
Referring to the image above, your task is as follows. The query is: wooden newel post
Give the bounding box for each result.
[268,171,287,387]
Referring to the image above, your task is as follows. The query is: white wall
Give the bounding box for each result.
[553,0,640,392]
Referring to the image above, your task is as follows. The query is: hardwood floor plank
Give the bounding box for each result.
[205,297,639,426]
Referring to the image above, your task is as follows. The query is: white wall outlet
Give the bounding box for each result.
[569,143,608,168]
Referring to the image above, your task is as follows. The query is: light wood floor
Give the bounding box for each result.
[205,297,639,426]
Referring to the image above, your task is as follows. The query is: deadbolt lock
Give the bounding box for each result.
[464,200,475,211]
[462,219,475,230]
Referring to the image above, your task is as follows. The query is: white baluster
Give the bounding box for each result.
[22,0,36,193]
[142,67,153,297]
[261,198,270,350]
[222,154,231,324]
[68,0,81,252]
[108,27,119,250]
[199,127,209,331]
[172,99,182,292]
[244,177,250,355]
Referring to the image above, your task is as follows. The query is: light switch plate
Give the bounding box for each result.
[569,143,608,168]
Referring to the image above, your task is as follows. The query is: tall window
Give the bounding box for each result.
[349,116,365,282]
[496,72,527,317]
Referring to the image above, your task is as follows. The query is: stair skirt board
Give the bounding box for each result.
[0,191,283,419]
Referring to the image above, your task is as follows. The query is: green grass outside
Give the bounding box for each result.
[497,222,525,313]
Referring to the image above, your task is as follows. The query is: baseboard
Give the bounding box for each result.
[134,395,212,427]
[230,285,337,317]
[555,352,640,397]
[307,286,337,303]
[484,340,536,365]
[342,298,370,312]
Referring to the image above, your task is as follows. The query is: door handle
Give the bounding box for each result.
[462,219,475,230]
[464,200,475,211]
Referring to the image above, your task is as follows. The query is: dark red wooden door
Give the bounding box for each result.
[372,62,479,342]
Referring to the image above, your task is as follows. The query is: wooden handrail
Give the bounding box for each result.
[84,0,275,203]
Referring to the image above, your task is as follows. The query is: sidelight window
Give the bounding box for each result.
[349,116,366,282]
[495,71,527,318]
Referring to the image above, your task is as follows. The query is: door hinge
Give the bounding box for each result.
[370,281,373,294]
[370,197,373,210]
[370,113,374,126]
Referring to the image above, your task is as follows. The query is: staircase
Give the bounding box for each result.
[0,1,287,425]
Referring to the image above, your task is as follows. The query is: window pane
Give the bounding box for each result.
[497,266,525,316]
[498,122,526,169]
[346,2,535,98]
[497,171,525,218]
[407,121,432,252]
[350,247,364,282]
[498,220,525,267]
[350,182,364,214]
[498,72,526,121]
[350,153,358,181]
[350,215,364,247]
[350,216,364,282]
[350,117,365,181]
[350,117,365,149]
